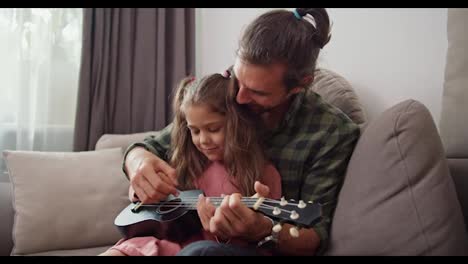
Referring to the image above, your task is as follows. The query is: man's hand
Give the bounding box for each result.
[202,181,274,241]
[125,147,178,204]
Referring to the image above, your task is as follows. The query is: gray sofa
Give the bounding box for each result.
[1,66,467,256]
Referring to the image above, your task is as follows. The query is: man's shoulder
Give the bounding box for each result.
[301,91,359,133]
[144,123,173,140]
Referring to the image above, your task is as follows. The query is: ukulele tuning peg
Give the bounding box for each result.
[290,210,299,220]
[272,223,283,233]
[298,200,306,208]
[289,226,300,238]
[280,197,287,206]
[272,207,281,215]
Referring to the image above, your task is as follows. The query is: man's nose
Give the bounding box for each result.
[236,87,251,104]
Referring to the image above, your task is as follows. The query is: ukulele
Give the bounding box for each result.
[114,189,322,242]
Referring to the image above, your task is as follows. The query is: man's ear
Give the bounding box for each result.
[301,75,314,87]
[287,74,314,96]
[288,86,303,96]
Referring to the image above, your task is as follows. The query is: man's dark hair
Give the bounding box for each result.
[238,8,331,90]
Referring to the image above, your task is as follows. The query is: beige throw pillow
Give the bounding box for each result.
[326,100,468,256]
[3,148,129,255]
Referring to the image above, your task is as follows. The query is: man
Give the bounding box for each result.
[123,8,360,255]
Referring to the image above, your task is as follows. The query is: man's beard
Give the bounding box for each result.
[247,104,273,115]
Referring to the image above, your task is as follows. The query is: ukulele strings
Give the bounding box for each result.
[136,199,298,214]
[137,203,286,213]
[135,198,300,207]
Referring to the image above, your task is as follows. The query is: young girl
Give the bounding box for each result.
[100,71,282,256]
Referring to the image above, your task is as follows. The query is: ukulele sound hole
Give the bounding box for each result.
[156,198,182,215]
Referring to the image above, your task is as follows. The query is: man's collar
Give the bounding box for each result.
[283,90,306,126]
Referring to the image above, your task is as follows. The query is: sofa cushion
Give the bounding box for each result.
[326,99,468,256]
[3,148,129,255]
[439,10,468,234]
[0,182,13,256]
[439,9,468,157]
[20,245,113,256]
[447,158,468,232]
[309,68,367,127]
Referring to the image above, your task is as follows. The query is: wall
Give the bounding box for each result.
[196,8,448,124]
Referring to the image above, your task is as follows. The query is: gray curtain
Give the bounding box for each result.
[73,8,195,151]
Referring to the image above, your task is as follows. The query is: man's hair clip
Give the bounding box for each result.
[293,9,317,29]
[221,70,231,79]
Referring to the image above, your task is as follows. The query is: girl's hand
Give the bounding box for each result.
[209,181,273,241]
[196,194,216,232]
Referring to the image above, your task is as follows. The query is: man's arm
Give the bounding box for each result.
[122,124,178,204]
[122,124,173,180]
[249,121,359,256]
[293,120,360,255]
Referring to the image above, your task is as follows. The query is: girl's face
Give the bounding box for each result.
[185,104,225,162]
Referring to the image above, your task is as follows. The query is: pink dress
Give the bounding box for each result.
[110,161,282,256]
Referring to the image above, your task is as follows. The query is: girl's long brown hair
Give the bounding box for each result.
[169,73,265,196]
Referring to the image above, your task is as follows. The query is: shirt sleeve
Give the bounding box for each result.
[121,123,173,180]
[301,120,360,255]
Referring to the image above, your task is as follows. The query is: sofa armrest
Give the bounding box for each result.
[0,182,13,256]
[95,131,158,150]
[447,158,468,233]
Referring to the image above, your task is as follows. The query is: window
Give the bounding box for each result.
[0,8,82,181]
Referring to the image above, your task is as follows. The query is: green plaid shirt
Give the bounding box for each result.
[124,90,360,255]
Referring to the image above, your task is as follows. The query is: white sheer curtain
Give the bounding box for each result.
[0,8,82,181]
